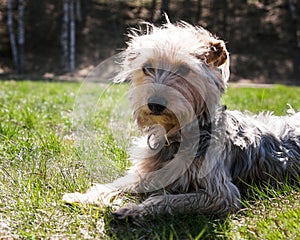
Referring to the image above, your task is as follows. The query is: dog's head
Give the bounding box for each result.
[116,19,229,136]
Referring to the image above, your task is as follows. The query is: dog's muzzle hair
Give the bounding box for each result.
[63,17,300,219]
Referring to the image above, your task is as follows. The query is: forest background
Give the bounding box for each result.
[0,0,299,83]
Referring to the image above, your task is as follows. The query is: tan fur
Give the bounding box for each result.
[62,18,300,220]
[63,19,232,217]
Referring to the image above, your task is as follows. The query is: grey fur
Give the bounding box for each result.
[63,19,300,219]
[113,109,300,219]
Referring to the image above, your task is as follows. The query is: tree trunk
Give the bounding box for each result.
[61,0,69,72]
[222,0,228,39]
[7,0,19,71]
[76,0,82,22]
[287,0,299,82]
[195,0,202,23]
[288,0,297,21]
[80,0,88,27]
[150,0,157,22]
[69,0,76,74]
[161,0,169,16]
[18,0,25,73]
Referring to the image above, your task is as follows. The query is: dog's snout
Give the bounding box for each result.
[147,96,168,114]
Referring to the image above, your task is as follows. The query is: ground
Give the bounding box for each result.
[0,80,299,239]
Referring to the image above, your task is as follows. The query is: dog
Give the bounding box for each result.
[63,17,300,219]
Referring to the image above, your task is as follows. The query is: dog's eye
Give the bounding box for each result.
[176,64,190,76]
[142,63,155,76]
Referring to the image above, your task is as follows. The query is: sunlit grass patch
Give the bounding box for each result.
[0,81,299,239]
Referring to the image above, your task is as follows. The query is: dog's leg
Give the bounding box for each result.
[114,181,241,219]
[62,173,138,205]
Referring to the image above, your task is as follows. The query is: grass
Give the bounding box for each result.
[0,80,299,239]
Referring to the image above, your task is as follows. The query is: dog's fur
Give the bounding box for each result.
[63,18,300,219]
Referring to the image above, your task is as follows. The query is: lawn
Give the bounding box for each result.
[0,80,299,239]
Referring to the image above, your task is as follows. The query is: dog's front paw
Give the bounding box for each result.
[62,192,101,205]
[114,204,146,220]
[62,184,120,205]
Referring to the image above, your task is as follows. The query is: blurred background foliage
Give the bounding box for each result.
[0,0,299,83]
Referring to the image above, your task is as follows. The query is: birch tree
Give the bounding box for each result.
[7,0,18,70]
[7,0,25,73]
[18,0,25,73]
[61,0,69,72]
[61,0,76,74]
[69,0,76,74]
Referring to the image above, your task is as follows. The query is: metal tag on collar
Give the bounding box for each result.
[147,133,164,150]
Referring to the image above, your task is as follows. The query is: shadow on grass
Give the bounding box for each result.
[104,211,229,239]
[102,182,300,239]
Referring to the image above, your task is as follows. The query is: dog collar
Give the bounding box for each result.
[146,120,212,151]
[147,130,181,150]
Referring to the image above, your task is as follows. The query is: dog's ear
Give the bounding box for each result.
[195,39,230,86]
[205,40,228,67]
[193,38,228,67]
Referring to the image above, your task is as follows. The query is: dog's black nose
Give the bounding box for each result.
[147,96,168,114]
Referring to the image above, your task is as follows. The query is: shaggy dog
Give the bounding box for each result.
[63,17,300,219]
